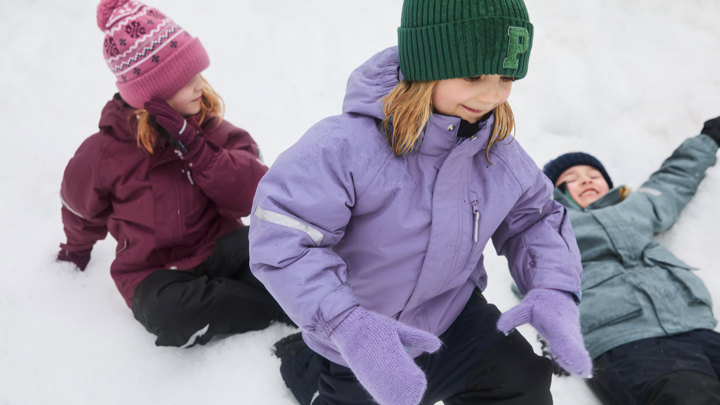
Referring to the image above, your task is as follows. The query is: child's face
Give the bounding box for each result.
[431,75,514,124]
[556,165,610,208]
[167,74,205,117]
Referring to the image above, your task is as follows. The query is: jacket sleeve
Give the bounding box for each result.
[491,152,583,298]
[248,124,367,339]
[623,134,718,234]
[60,136,111,253]
[189,120,268,221]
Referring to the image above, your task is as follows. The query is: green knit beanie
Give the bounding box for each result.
[398,0,534,81]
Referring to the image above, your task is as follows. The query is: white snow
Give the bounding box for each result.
[1,0,719,404]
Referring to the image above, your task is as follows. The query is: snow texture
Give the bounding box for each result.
[1,0,719,404]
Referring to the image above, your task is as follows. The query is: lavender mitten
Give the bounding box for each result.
[329,307,442,405]
[496,288,592,378]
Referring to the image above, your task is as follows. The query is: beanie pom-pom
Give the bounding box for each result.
[97,0,131,30]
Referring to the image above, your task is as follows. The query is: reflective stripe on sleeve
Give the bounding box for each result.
[637,187,662,197]
[253,206,324,246]
[61,196,85,219]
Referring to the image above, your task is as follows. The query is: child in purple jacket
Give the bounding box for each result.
[56,0,289,348]
[250,0,592,404]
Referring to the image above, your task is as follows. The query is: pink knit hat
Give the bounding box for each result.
[97,0,210,109]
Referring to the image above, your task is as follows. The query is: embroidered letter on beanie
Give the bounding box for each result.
[503,26,530,70]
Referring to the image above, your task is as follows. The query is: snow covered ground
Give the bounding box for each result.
[1,0,720,403]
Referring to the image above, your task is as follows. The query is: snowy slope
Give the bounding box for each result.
[1,0,719,404]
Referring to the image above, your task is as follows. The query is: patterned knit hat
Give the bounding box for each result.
[398,0,533,81]
[543,152,614,189]
[97,0,210,109]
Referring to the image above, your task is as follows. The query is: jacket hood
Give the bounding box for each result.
[98,95,139,143]
[342,47,402,121]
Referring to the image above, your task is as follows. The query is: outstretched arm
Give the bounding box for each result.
[628,118,719,234]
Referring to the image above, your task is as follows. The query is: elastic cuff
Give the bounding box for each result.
[326,306,359,338]
[59,242,94,253]
[315,285,358,338]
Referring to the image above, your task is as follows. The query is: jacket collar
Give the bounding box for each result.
[418,112,494,157]
[342,46,495,159]
[553,185,626,211]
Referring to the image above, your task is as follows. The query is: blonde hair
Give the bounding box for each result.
[133,76,224,154]
[382,80,515,161]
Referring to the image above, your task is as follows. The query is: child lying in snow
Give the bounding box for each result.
[541,116,720,404]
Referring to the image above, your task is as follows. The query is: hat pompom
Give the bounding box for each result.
[97,0,130,29]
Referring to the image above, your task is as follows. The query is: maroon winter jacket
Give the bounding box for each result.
[60,96,268,307]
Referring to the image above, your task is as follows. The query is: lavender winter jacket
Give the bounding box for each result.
[249,47,582,365]
[60,95,267,307]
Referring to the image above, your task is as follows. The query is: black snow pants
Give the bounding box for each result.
[131,226,289,347]
[588,329,720,405]
[279,290,553,405]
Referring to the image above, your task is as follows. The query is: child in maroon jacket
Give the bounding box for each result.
[56,0,289,347]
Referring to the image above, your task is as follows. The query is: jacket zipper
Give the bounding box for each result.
[471,200,479,243]
[181,163,195,186]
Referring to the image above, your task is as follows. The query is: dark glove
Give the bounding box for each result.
[701,116,720,147]
[57,246,91,270]
[144,99,204,160]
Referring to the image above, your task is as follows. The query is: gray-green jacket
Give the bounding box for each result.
[553,134,718,359]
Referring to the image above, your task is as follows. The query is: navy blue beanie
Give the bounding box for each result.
[543,152,613,189]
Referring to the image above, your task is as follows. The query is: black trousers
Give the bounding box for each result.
[131,226,288,347]
[310,291,552,405]
[588,329,720,405]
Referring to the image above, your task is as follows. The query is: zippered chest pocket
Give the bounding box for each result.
[442,198,486,291]
[471,200,480,243]
[463,199,485,267]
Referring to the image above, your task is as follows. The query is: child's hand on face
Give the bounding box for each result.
[144,98,203,159]
[144,99,187,139]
